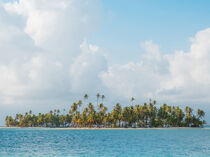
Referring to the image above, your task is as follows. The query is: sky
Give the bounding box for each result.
[0,0,210,125]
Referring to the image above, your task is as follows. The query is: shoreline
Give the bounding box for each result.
[0,127,207,130]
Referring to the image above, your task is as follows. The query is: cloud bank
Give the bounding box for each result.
[0,0,210,124]
[101,29,210,104]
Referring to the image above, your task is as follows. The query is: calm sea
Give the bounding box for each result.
[0,128,210,157]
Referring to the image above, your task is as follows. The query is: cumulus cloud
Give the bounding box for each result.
[4,0,101,61]
[100,40,166,101]
[101,29,210,108]
[160,28,210,103]
[1,0,210,125]
[70,41,107,94]
[0,0,104,124]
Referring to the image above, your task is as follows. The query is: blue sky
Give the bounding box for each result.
[0,0,210,125]
[3,0,210,64]
[89,0,210,64]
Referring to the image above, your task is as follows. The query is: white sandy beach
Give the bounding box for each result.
[0,127,206,130]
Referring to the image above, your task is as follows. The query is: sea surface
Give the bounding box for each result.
[0,128,210,157]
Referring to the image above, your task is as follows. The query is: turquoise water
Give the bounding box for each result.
[0,128,210,157]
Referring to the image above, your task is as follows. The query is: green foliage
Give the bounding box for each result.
[5,94,206,128]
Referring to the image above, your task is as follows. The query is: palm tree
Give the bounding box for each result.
[130,97,135,105]
[101,95,105,104]
[77,100,82,107]
[81,107,88,127]
[5,94,206,128]
[185,106,192,127]
[122,107,130,127]
[197,109,205,119]
[98,103,104,111]
[174,106,185,127]
[148,102,157,127]
[5,116,14,127]
[87,103,96,127]
[96,93,100,106]
[128,106,135,127]
[102,106,107,114]
[70,103,78,114]
[84,94,88,103]
[111,103,122,127]
[77,100,82,113]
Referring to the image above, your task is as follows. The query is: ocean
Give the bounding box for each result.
[0,128,210,157]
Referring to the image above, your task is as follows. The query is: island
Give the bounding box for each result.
[5,94,206,128]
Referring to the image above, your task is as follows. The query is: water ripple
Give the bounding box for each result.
[0,128,210,157]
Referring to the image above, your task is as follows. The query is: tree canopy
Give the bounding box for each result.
[5,94,206,128]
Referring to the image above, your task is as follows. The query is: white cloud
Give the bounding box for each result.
[0,0,103,124]
[4,0,102,60]
[70,41,107,94]
[1,0,210,125]
[100,41,165,101]
[160,28,210,103]
[92,30,210,120]
[101,29,210,108]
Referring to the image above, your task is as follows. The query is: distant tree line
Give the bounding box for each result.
[5,94,206,128]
